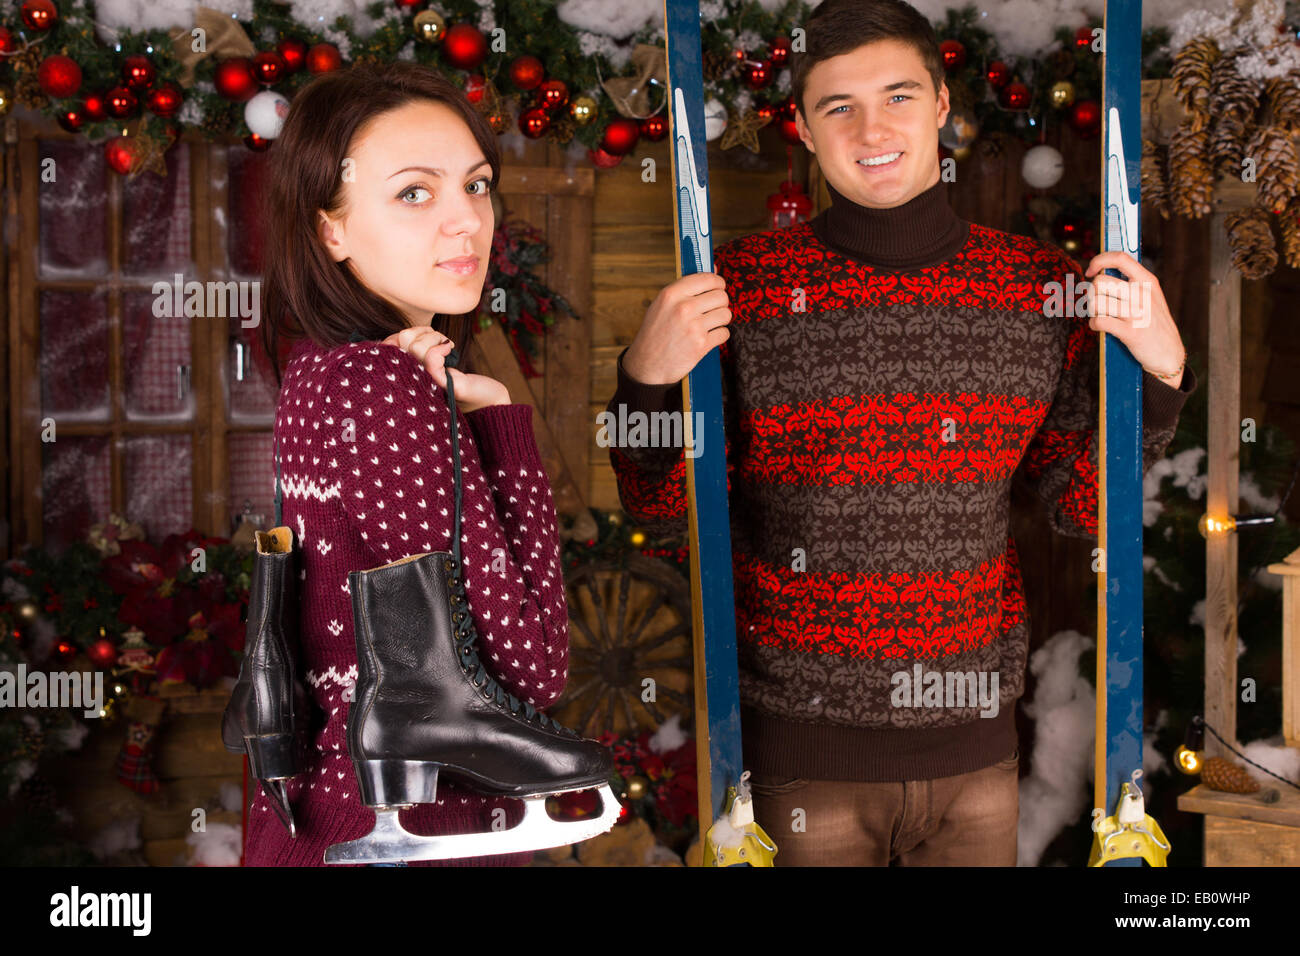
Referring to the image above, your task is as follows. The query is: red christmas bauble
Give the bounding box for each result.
[277,37,307,72]
[305,43,341,74]
[1075,25,1096,49]
[214,58,257,100]
[38,55,82,98]
[600,118,640,156]
[986,60,1010,90]
[146,83,182,118]
[56,106,84,132]
[999,81,1030,110]
[1068,99,1101,137]
[939,39,966,71]
[756,102,777,122]
[83,91,107,120]
[745,59,774,90]
[768,36,791,68]
[244,132,272,152]
[53,639,77,663]
[87,638,118,669]
[252,51,285,85]
[0,27,14,54]
[639,114,668,141]
[463,74,486,103]
[393,0,422,6]
[21,0,57,32]
[778,117,803,145]
[106,85,138,119]
[536,78,568,112]
[519,106,550,138]
[122,54,155,90]
[586,147,623,168]
[781,96,797,120]
[443,24,488,71]
[509,55,545,91]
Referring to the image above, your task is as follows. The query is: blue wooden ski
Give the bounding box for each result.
[662,0,774,867]
[1090,0,1169,867]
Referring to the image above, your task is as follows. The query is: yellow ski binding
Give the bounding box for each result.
[703,771,778,867]
[1089,769,1170,867]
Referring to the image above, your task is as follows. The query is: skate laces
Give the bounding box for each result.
[444,353,579,739]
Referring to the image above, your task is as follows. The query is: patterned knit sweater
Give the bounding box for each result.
[606,180,1197,782]
[243,338,569,866]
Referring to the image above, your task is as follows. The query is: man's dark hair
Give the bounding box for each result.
[790,0,944,117]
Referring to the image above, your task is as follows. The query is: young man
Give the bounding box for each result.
[604,0,1195,866]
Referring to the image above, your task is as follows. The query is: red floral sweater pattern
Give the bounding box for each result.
[606,221,1196,781]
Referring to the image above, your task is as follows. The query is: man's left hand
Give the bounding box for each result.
[1084,251,1185,389]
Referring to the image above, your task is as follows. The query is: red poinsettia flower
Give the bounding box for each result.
[154,602,242,687]
[102,540,165,594]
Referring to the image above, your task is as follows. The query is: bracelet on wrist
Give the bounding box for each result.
[1143,350,1186,382]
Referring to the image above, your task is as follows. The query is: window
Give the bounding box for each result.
[7,119,277,551]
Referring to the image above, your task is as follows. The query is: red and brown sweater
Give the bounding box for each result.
[606,179,1196,782]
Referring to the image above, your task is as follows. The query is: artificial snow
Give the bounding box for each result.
[1017,628,1095,866]
[186,822,242,866]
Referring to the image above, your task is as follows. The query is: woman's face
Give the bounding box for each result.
[317,99,494,325]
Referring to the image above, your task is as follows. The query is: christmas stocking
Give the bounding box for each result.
[115,695,165,794]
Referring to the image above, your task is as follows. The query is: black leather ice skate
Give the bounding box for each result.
[323,349,620,865]
[221,444,309,837]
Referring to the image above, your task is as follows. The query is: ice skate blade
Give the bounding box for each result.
[264,779,297,838]
[323,783,623,864]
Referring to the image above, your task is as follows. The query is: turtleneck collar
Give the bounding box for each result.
[809,177,969,270]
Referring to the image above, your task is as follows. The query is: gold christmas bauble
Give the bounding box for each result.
[413,10,446,45]
[952,145,972,161]
[607,512,622,526]
[0,85,13,116]
[626,775,649,800]
[629,529,646,546]
[1049,80,1076,110]
[1061,237,1081,254]
[570,95,597,126]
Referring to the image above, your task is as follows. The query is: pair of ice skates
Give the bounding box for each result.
[223,347,620,865]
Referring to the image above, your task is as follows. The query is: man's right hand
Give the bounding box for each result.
[622,271,732,385]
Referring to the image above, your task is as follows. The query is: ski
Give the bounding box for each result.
[662,0,774,866]
[1090,0,1169,867]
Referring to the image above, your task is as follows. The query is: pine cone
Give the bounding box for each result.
[11,46,48,111]
[1280,196,1300,269]
[703,50,732,84]
[1142,138,1171,219]
[1264,71,1300,132]
[1224,206,1278,279]
[1201,755,1262,793]
[1171,36,1219,130]
[1210,114,1252,178]
[1210,53,1260,124]
[1168,123,1214,218]
[1246,125,1299,213]
[545,114,576,146]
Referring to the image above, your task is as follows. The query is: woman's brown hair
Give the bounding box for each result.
[261,61,501,383]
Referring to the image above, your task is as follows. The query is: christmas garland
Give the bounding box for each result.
[7,0,1277,175]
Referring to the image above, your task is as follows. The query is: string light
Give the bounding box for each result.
[1197,512,1276,537]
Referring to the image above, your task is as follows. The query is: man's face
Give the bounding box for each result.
[795,38,949,209]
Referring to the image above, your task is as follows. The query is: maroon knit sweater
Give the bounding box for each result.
[242,338,569,867]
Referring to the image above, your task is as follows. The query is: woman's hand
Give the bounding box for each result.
[381,326,511,413]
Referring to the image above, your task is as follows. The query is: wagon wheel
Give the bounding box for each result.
[550,552,694,738]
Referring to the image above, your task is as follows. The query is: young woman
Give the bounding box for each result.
[245,61,572,867]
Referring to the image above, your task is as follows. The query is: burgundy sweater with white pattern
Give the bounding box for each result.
[242,338,568,867]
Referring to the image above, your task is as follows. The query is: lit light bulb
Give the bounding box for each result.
[1175,746,1202,774]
